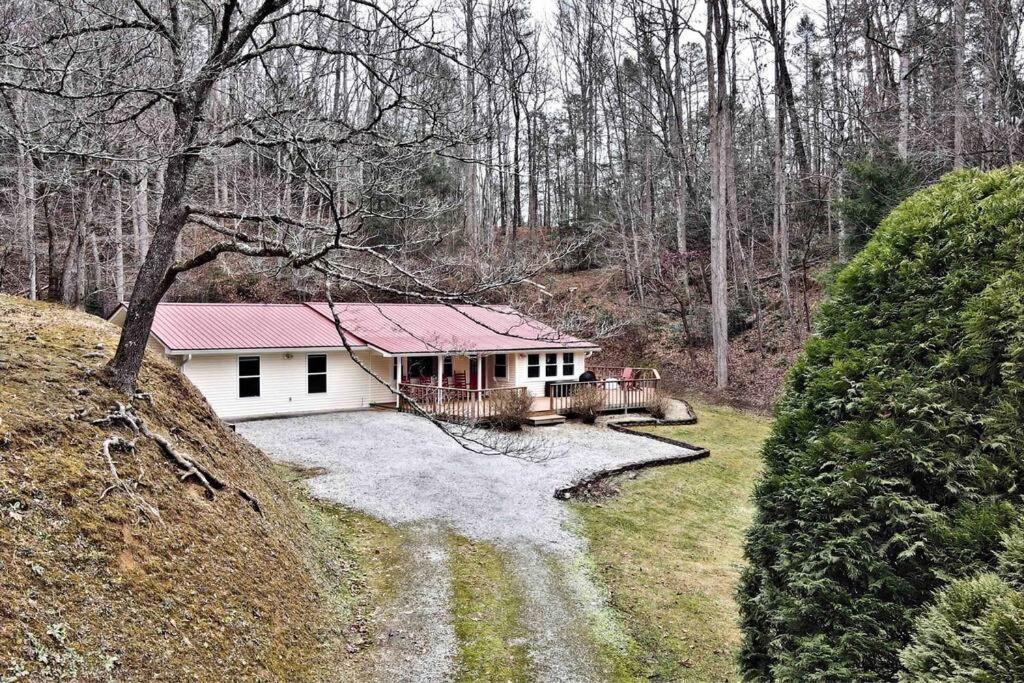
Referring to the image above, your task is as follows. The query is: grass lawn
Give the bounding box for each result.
[573,399,771,681]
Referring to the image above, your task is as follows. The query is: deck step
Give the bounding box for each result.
[526,411,566,426]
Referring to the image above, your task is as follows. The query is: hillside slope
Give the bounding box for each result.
[0,295,379,680]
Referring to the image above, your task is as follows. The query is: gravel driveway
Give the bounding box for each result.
[237,409,700,681]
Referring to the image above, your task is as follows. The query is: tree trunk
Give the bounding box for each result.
[137,169,150,257]
[952,0,966,168]
[18,146,38,300]
[707,0,730,390]
[113,177,126,301]
[897,0,915,161]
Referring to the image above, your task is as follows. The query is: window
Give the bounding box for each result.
[238,356,260,398]
[563,352,575,377]
[545,353,558,377]
[308,354,327,394]
[408,357,436,380]
[527,353,540,378]
[494,354,507,379]
[443,356,453,378]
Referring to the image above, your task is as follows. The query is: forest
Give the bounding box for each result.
[2,0,1021,398]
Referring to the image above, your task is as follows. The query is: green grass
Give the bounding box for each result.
[449,536,533,682]
[277,464,405,672]
[573,399,771,681]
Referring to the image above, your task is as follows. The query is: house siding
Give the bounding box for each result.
[181,349,393,421]
[512,351,586,397]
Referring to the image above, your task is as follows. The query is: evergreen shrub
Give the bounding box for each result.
[738,166,1024,680]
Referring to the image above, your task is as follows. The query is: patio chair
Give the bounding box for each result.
[452,372,467,389]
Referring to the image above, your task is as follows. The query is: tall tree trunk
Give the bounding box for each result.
[18,146,38,300]
[707,0,730,390]
[113,177,126,301]
[137,169,150,257]
[463,0,481,243]
[774,56,792,316]
[897,0,916,161]
[952,0,966,168]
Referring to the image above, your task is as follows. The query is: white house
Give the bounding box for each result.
[107,301,649,423]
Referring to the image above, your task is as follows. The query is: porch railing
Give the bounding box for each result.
[397,382,528,424]
[588,366,661,381]
[548,376,659,415]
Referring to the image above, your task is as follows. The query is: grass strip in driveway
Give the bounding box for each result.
[572,399,771,681]
[449,536,533,682]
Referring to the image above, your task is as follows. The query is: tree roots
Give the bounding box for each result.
[92,402,262,516]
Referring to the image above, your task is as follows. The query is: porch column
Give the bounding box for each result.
[476,354,483,403]
[436,353,443,405]
[393,356,400,407]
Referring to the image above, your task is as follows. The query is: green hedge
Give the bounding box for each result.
[738,166,1024,680]
[900,524,1024,681]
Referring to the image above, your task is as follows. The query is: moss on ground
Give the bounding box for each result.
[0,295,399,681]
[573,399,771,681]
[277,464,405,676]
[448,536,532,682]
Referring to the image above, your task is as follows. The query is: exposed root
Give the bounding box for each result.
[100,435,163,523]
[91,402,262,515]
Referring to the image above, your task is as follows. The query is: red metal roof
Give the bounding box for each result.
[148,303,365,352]
[305,303,598,354]
[142,301,597,354]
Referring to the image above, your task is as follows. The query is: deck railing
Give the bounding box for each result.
[547,376,659,414]
[588,366,661,381]
[397,383,528,424]
[397,366,661,424]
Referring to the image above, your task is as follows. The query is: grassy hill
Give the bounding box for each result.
[0,295,397,681]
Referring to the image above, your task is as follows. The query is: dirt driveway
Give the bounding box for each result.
[238,410,700,682]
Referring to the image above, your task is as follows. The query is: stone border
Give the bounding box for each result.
[554,403,710,500]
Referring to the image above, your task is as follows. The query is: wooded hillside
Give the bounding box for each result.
[1,0,1021,393]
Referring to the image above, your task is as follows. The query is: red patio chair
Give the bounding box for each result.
[452,372,467,389]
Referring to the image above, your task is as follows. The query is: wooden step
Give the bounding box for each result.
[526,411,566,426]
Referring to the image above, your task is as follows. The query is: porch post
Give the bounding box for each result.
[393,356,400,407]
[476,354,483,403]
[436,353,443,405]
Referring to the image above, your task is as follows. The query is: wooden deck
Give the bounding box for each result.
[397,368,660,425]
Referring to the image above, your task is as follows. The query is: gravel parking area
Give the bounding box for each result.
[238,409,701,681]
[238,410,698,551]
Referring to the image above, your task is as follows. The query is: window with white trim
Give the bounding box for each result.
[238,356,261,398]
[563,352,575,377]
[494,354,507,379]
[545,353,558,377]
[527,353,540,378]
[307,354,327,394]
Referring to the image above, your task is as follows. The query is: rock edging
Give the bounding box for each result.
[554,406,710,500]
